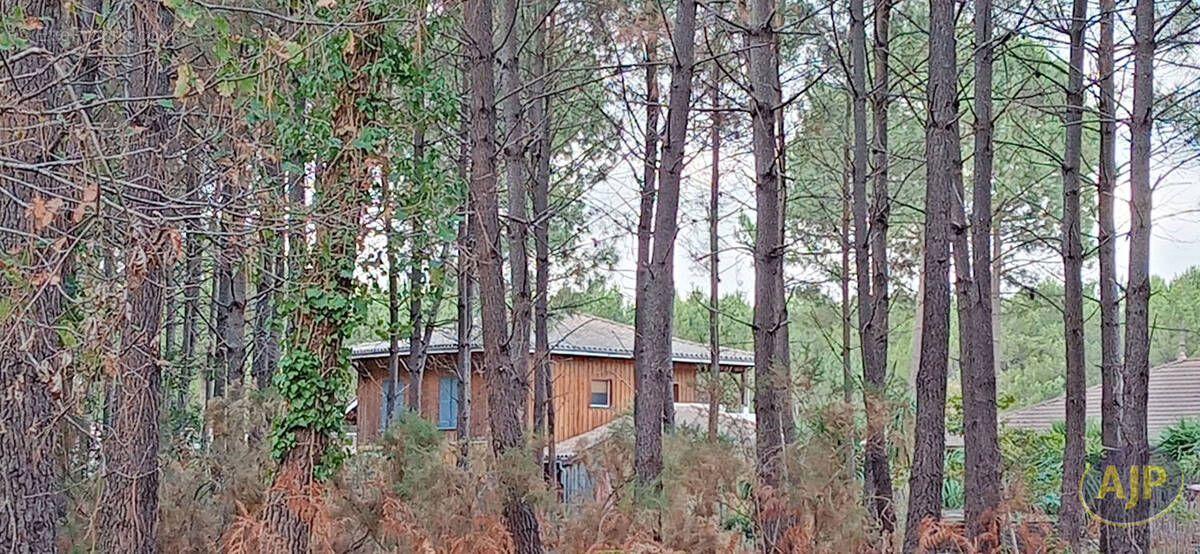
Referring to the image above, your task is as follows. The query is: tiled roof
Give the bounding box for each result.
[1000,358,1200,438]
[348,313,755,366]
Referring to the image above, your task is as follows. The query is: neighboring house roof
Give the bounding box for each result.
[552,402,757,459]
[1001,357,1200,437]
[349,313,755,367]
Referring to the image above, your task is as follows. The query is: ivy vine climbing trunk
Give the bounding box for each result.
[101,0,177,550]
[466,0,545,548]
[261,15,376,553]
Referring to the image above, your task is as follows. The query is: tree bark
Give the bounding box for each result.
[708,77,722,444]
[1097,0,1122,548]
[499,0,532,422]
[251,176,283,391]
[456,59,474,470]
[902,0,955,548]
[1058,0,1088,547]
[180,228,202,408]
[466,0,544,548]
[218,170,248,396]
[261,17,375,552]
[1120,0,1154,549]
[530,5,557,485]
[841,138,855,482]
[990,225,1001,370]
[749,0,791,545]
[100,1,176,550]
[632,37,663,484]
[909,240,924,395]
[164,261,179,362]
[456,206,474,469]
[963,0,1001,546]
[0,1,75,550]
[385,171,402,426]
[852,0,896,536]
[211,203,231,399]
[407,124,430,412]
[645,0,697,473]
[867,0,896,536]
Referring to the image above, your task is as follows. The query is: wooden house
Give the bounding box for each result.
[349,314,753,444]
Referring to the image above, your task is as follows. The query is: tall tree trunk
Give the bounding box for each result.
[749,0,791,544]
[852,0,895,536]
[639,0,696,485]
[499,0,532,423]
[1121,0,1154,549]
[100,1,175,550]
[1097,0,1122,548]
[990,225,1001,369]
[708,76,722,444]
[456,62,474,470]
[164,263,179,361]
[531,6,557,483]
[841,139,855,481]
[632,37,662,483]
[466,0,544,548]
[180,229,202,409]
[404,245,426,413]
[407,124,430,412]
[261,18,375,552]
[0,1,75,549]
[963,0,1002,546]
[1058,0,1088,547]
[225,204,248,396]
[385,172,402,426]
[250,240,281,391]
[903,0,955,548]
[251,176,283,391]
[909,240,924,395]
[867,0,896,536]
[211,203,231,399]
[455,206,474,469]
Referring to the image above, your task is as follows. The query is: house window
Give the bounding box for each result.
[379,378,406,431]
[438,376,459,429]
[589,379,611,408]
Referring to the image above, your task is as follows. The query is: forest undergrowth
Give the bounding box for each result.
[52,394,1145,553]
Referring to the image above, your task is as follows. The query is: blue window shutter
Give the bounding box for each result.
[438,376,457,429]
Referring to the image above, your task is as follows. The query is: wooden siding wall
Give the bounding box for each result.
[356,352,723,444]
